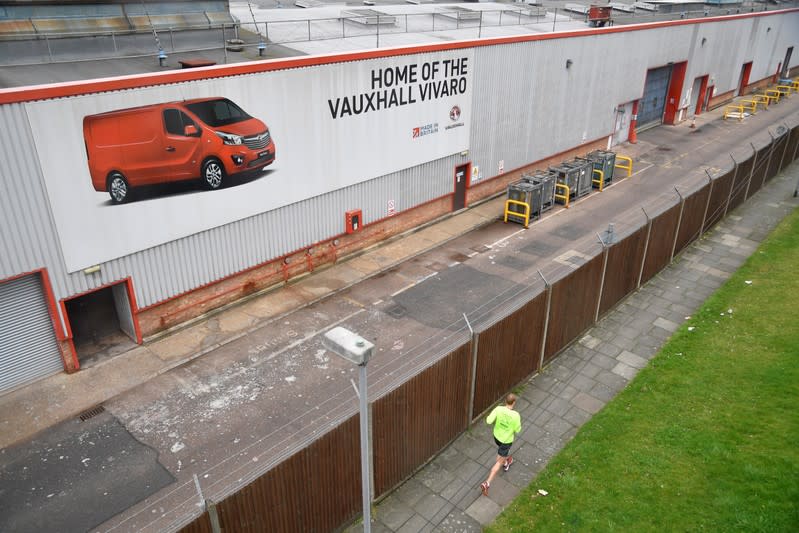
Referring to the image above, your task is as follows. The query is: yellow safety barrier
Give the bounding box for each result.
[723,104,746,121]
[750,94,770,109]
[554,183,570,208]
[776,85,793,97]
[765,89,781,103]
[592,168,605,191]
[504,199,531,228]
[791,80,799,92]
[739,99,759,114]
[615,155,633,177]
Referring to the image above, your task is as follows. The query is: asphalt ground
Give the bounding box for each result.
[0,93,795,532]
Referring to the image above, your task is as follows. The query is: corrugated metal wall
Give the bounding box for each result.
[1,10,797,320]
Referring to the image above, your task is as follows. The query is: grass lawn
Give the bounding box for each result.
[487,208,799,532]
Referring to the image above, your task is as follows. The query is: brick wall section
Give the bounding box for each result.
[138,137,611,337]
[58,339,79,373]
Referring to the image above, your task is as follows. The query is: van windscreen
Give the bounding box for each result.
[185,99,252,127]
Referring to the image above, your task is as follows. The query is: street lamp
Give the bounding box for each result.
[323,326,374,533]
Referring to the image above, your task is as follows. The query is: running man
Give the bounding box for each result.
[480,393,522,496]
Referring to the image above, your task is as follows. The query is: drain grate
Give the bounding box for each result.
[78,405,105,421]
[385,303,407,319]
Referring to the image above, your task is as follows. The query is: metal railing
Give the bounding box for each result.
[1,3,796,67]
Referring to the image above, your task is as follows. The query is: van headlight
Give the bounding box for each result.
[215,131,243,145]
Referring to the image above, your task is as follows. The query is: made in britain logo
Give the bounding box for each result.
[446,104,464,131]
[412,123,439,139]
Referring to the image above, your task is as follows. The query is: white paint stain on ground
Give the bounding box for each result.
[170,442,185,453]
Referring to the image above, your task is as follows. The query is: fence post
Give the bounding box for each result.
[376,15,380,48]
[222,24,228,63]
[723,159,739,217]
[637,207,652,289]
[777,123,791,172]
[537,270,552,371]
[112,32,118,53]
[207,499,222,533]
[765,131,778,181]
[464,313,479,423]
[594,231,610,323]
[670,186,686,262]
[699,170,715,235]
[552,8,557,32]
[169,27,174,51]
[45,35,52,62]
[308,19,311,41]
[743,143,758,201]
[478,12,482,38]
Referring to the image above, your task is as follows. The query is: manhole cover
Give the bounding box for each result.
[385,303,407,319]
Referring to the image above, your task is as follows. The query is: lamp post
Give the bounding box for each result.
[323,326,374,533]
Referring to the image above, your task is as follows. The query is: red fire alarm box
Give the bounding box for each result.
[345,209,362,234]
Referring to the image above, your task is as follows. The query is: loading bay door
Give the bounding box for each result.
[638,65,673,130]
[0,274,63,393]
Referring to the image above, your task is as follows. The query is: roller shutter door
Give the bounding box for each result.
[638,65,673,130]
[0,274,64,393]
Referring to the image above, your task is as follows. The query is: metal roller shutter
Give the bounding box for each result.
[0,274,64,394]
[638,65,673,130]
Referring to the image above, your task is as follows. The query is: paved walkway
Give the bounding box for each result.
[346,161,799,531]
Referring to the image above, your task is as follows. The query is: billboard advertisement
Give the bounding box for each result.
[25,49,473,272]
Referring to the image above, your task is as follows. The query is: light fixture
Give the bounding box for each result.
[82,265,100,275]
[566,59,573,69]
[701,37,707,46]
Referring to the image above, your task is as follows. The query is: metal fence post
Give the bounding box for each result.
[112,32,117,53]
[169,26,174,51]
[670,186,686,262]
[478,12,482,38]
[207,499,222,533]
[537,270,552,371]
[777,123,791,172]
[308,19,311,41]
[376,16,380,48]
[222,24,228,63]
[699,170,715,236]
[723,158,739,217]
[743,143,758,201]
[552,8,557,32]
[464,313,479,423]
[637,207,652,289]
[594,230,611,323]
[45,35,52,62]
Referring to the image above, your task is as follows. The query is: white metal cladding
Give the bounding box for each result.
[0,274,64,393]
[1,11,798,313]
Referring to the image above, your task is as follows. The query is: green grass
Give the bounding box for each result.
[487,209,799,532]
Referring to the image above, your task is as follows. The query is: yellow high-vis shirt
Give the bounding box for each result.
[487,405,521,444]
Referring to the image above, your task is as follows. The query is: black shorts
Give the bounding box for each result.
[494,437,512,457]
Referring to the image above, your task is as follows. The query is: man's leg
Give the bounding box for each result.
[481,455,505,495]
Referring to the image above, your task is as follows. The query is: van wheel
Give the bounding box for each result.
[202,159,224,190]
[108,172,130,204]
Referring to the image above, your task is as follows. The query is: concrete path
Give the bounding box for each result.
[346,154,799,532]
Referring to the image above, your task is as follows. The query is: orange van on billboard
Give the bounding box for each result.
[83,97,276,203]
